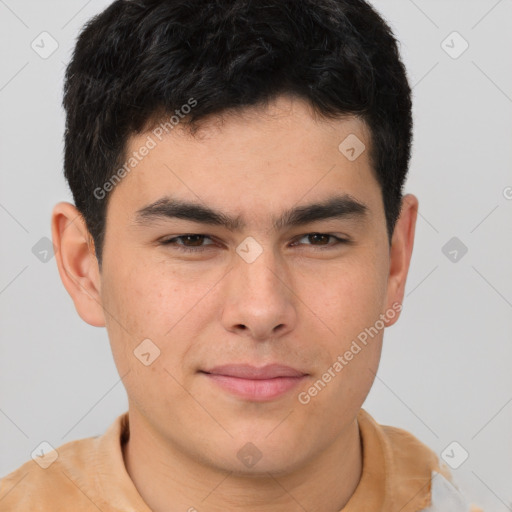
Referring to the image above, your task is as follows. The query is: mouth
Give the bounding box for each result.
[199,364,309,402]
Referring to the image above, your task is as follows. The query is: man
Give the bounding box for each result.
[0,0,482,510]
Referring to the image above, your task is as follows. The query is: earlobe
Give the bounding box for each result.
[51,202,106,327]
[384,193,419,327]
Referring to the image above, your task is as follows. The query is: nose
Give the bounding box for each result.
[220,245,297,342]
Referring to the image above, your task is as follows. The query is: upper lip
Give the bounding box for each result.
[201,364,307,379]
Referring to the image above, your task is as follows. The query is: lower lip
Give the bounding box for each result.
[203,373,307,401]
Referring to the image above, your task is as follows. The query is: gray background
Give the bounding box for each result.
[1,0,511,510]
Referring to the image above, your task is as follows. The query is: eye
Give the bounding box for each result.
[292,233,349,249]
[159,234,216,252]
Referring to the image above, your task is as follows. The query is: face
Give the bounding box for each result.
[75,95,411,474]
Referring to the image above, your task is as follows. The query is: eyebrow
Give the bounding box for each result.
[133,194,369,231]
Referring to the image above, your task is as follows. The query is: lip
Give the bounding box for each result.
[200,364,308,401]
[203,364,307,379]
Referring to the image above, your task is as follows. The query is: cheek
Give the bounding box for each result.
[103,257,190,335]
[100,257,220,375]
[305,254,388,342]
[99,262,195,413]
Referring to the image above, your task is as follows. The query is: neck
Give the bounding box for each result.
[122,411,363,512]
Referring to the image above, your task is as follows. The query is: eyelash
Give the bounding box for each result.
[158,233,350,253]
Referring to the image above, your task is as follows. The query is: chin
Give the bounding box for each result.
[203,435,310,477]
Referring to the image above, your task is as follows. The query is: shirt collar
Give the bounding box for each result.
[342,408,436,511]
[92,411,152,512]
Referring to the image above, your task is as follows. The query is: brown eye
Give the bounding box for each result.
[159,234,216,252]
[307,233,331,245]
[294,233,348,248]
[178,235,207,246]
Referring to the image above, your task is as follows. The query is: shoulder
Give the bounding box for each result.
[358,409,447,482]
[379,421,444,478]
[0,433,103,511]
[358,409,484,512]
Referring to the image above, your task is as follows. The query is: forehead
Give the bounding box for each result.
[108,95,382,227]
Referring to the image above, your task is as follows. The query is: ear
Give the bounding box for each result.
[384,193,418,327]
[51,202,106,327]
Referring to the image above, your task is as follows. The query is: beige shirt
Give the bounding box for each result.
[0,408,483,511]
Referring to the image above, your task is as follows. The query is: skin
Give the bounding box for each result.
[51,94,418,512]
